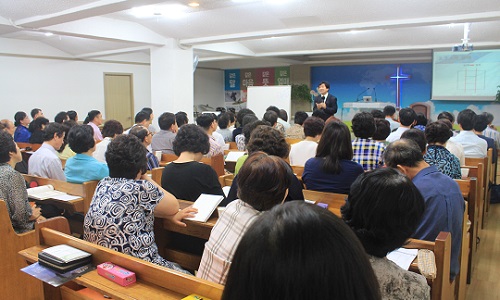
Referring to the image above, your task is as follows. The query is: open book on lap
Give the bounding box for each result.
[27,185,80,201]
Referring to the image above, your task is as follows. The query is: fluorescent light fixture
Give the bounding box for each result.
[188,2,200,7]
[130,4,189,18]
[44,32,54,37]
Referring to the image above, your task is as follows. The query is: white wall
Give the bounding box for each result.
[194,68,225,113]
[0,55,151,121]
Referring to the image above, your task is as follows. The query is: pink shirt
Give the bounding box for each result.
[89,122,103,141]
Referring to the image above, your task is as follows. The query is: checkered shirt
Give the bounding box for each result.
[352,138,385,171]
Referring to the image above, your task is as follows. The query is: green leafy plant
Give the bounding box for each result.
[496,85,500,102]
[291,84,311,103]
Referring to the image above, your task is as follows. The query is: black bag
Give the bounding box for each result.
[489,184,500,204]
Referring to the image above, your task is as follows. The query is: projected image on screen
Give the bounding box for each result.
[432,50,500,101]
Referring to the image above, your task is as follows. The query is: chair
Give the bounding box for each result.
[464,156,489,229]
[0,200,42,299]
[410,102,431,119]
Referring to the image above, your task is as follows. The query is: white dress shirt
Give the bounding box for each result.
[386,127,409,143]
[450,130,487,158]
[28,143,66,181]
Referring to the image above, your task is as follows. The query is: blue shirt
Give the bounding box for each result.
[412,165,464,280]
[65,154,109,183]
[302,157,364,194]
[14,126,31,143]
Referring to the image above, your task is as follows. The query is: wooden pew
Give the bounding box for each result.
[219,174,234,188]
[405,232,453,300]
[19,217,224,300]
[455,177,478,285]
[17,142,42,152]
[160,154,225,177]
[0,200,43,299]
[465,156,489,229]
[22,175,98,216]
[227,141,237,149]
[303,190,347,216]
[291,165,304,179]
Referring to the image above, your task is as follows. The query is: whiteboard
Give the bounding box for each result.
[246,85,291,120]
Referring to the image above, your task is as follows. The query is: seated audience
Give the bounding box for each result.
[473,113,497,163]
[386,107,416,143]
[370,109,385,119]
[152,112,178,154]
[263,110,285,133]
[481,112,500,149]
[84,134,196,273]
[129,126,159,170]
[0,131,45,233]
[211,114,226,149]
[29,117,49,144]
[424,121,462,179]
[285,111,308,139]
[384,139,464,280]
[302,121,364,194]
[373,118,391,143]
[227,125,304,205]
[216,112,233,142]
[56,120,77,160]
[437,111,457,134]
[233,120,270,174]
[67,110,78,122]
[28,122,66,181]
[450,109,487,158]
[289,117,324,167]
[267,105,289,131]
[439,118,465,165]
[141,107,157,135]
[226,111,236,130]
[401,128,427,154]
[54,111,69,124]
[124,110,152,134]
[93,120,123,163]
[13,111,31,143]
[175,111,189,127]
[65,125,109,183]
[341,168,430,299]
[161,124,225,201]
[28,108,43,133]
[1,119,15,136]
[83,110,104,141]
[235,114,258,151]
[351,112,385,171]
[232,108,255,141]
[198,152,292,285]
[383,105,399,132]
[222,201,381,300]
[196,114,224,157]
[414,113,428,131]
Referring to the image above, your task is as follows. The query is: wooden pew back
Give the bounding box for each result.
[160,154,225,177]
[285,138,302,145]
[22,217,224,300]
[0,200,43,299]
[464,157,488,229]
[219,174,234,188]
[303,190,347,216]
[405,232,453,300]
[22,174,98,215]
[17,142,42,151]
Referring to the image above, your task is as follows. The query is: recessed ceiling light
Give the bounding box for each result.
[188,2,200,7]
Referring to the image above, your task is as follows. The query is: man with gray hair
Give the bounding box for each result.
[384,139,464,280]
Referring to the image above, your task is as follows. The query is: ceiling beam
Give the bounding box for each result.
[74,45,151,58]
[180,11,500,46]
[14,0,168,29]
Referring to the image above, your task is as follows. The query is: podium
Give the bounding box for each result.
[341,102,393,120]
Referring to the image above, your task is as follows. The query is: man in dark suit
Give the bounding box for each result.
[313,81,338,121]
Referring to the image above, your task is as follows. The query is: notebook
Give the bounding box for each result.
[185,194,224,222]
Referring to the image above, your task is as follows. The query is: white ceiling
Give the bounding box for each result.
[0,0,499,68]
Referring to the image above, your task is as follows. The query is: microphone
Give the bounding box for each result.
[356,88,370,102]
[373,87,378,102]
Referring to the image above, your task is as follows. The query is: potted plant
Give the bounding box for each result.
[291,83,313,114]
[496,85,500,102]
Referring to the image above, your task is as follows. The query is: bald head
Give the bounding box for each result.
[384,139,424,168]
[0,119,15,136]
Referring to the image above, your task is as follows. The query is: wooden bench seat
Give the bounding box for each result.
[19,217,224,300]
[0,200,43,299]
[160,154,225,177]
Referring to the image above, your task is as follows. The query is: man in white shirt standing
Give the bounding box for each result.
[386,108,416,143]
[28,122,66,181]
[450,109,487,158]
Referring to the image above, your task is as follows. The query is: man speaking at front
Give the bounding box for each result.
[313,81,338,121]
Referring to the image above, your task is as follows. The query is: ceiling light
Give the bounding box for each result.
[44,32,54,37]
[188,2,200,7]
[131,4,189,18]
